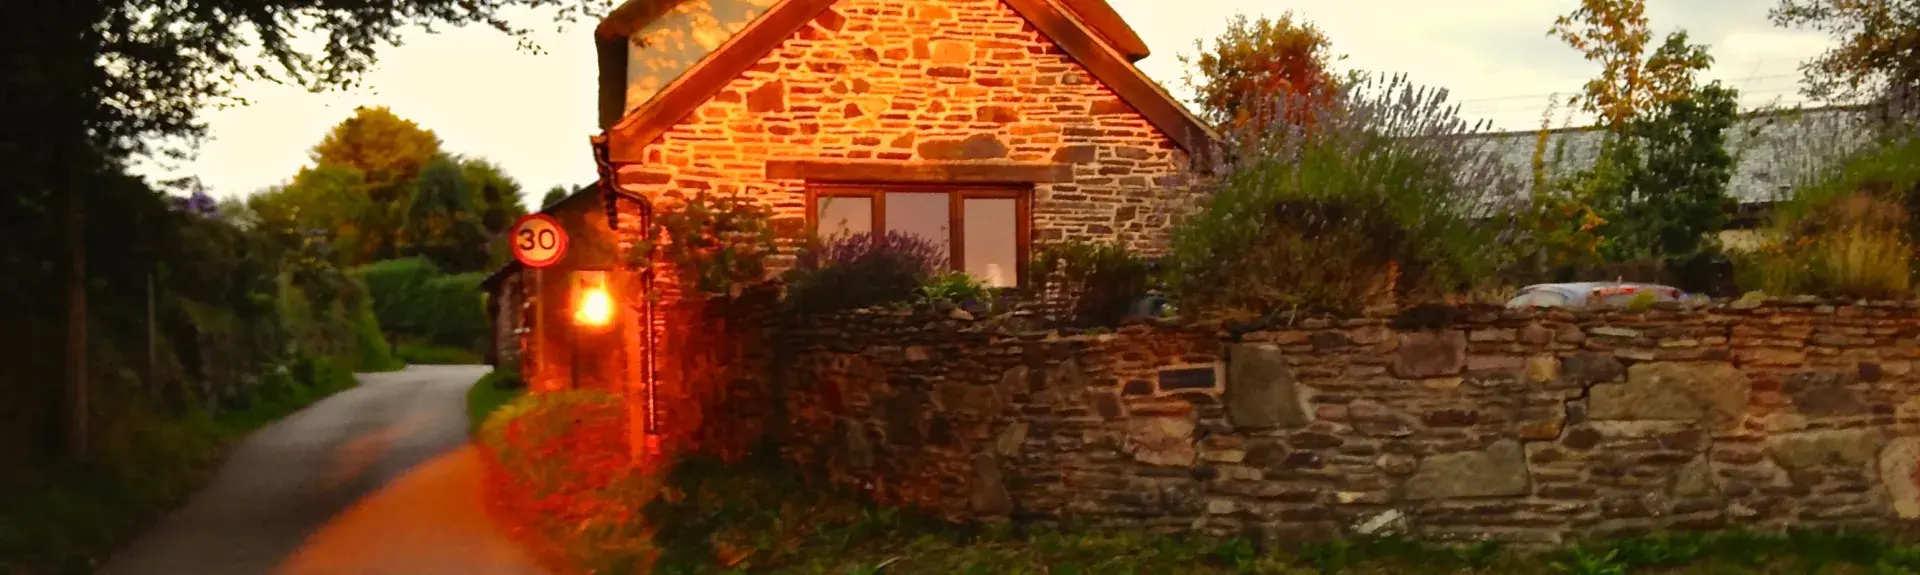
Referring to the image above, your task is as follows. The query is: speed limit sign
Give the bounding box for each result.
[510,214,569,268]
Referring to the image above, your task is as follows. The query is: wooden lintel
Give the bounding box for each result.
[765,160,1073,184]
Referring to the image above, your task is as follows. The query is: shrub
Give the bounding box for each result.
[354,258,489,353]
[1739,194,1915,299]
[1170,73,1523,317]
[783,231,945,314]
[478,390,656,574]
[356,257,442,333]
[348,297,402,372]
[919,270,990,305]
[1030,240,1155,327]
[631,192,780,297]
[1738,118,1919,299]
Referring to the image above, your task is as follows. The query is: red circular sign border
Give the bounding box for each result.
[511,213,570,268]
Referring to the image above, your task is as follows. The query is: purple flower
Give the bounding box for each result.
[171,191,220,217]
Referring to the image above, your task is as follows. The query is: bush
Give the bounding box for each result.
[354,258,489,353]
[1738,124,1920,299]
[918,271,990,306]
[348,297,403,372]
[632,193,781,297]
[1170,74,1522,317]
[478,390,656,574]
[783,231,945,314]
[1031,240,1155,327]
[0,351,357,574]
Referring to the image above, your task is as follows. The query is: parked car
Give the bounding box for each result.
[1504,282,1686,309]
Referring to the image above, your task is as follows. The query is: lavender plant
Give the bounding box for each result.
[783,231,946,314]
[1171,73,1525,316]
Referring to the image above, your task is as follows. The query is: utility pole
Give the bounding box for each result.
[148,270,157,386]
[63,148,88,462]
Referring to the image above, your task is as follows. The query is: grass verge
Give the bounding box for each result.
[0,357,360,575]
[465,367,524,435]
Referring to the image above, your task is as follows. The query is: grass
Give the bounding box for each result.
[0,357,360,575]
[630,452,1920,575]
[465,367,524,434]
[396,339,484,366]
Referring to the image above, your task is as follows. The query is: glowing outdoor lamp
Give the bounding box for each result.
[568,271,614,390]
[574,284,614,327]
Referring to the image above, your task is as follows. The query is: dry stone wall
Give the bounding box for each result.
[774,299,1920,544]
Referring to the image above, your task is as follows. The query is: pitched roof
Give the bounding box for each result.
[1056,0,1150,62]
[595,0,1149,59]
[1474,105,1873,205]
[596,0,1216,164]
[479,182,652,292]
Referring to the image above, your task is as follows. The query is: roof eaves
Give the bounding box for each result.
[595,0,684,39]
[1055,0,1151,62]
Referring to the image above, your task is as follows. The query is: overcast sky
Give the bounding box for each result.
[133,0,1837,204]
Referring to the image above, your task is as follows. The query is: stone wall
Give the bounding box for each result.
[612,0,1198,258]
[774,299,1920,544]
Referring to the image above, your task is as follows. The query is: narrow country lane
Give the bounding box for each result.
[97,365,547,575]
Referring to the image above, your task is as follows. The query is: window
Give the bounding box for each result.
[810,186,1029,288]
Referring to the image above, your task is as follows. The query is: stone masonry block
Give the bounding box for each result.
[1589,362,1750,431]
[1404,440,1530,500]
[1225,343,1312,430]
[1392,331,1467,379]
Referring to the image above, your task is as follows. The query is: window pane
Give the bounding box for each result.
[884,192,950,263]
[816,196,872,240]
[964,198,1018,287]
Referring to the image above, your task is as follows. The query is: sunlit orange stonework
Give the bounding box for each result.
[486,0,1217,470]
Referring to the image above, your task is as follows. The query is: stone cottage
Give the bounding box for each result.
[595,0,1216,278]
[485,0,1218,460]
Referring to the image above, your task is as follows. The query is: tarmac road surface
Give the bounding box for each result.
[97,365,546,575]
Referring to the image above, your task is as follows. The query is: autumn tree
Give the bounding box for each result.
[1771,0,1920,105]
[306,107,446,262]
[1544,0,1741,278]
[1549,0,1711,131]
[311,107,444,192]
[247,164,376,265]
[1182,13,1342,140]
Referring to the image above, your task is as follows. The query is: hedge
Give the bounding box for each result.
[354,258,490,355]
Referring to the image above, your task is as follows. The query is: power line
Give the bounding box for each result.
[1451,75,1804,107]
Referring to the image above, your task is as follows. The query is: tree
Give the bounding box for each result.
[1181,13,1342,139]
[1771,0,1920,104]
[541,186,571,208]
[1550,0,1710,130]
[460,158,527,233]
[1546,1,1740,272]
[1615,82,1741,259]
[402,158,492,273]
[248,165,376,266]
[0,0,608,461]
[306,107,446,262]
[311,107,444,194]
